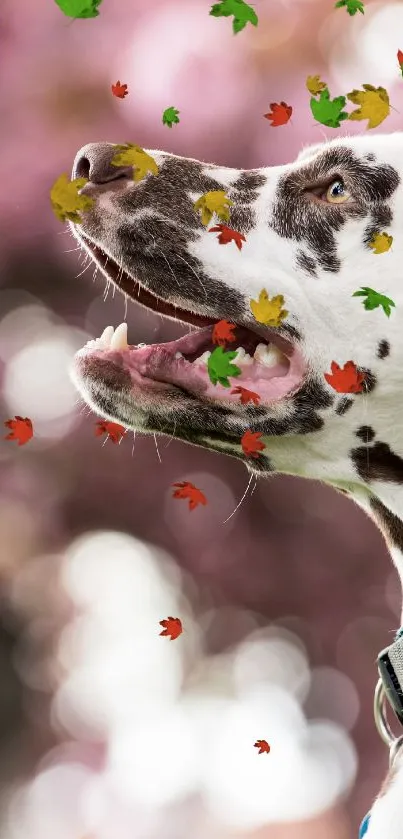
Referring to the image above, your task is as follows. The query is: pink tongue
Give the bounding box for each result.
[115,337,302,405]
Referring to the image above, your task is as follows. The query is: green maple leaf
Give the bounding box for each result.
[209,0,258,34]
[53,0,102,17]
[207,346,242,387]
[162,106,180,128]
[352,286,396,317]
[310,87,349,128]
[334,0,365,15]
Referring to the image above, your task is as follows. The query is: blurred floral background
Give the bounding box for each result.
[1,0,403,837]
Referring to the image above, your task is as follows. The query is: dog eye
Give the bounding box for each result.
[324,179,351,204]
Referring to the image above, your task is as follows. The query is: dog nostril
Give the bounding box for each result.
[75,156,91,180]
[72,143,135,184]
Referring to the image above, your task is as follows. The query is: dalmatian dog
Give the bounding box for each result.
[70,133,403,837]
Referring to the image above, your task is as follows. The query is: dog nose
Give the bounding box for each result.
[72,142,134,184]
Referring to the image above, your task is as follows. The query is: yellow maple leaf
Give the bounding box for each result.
[306,74,327,96]
[193,190,233,226]
[50,173,95,223]
[346,84,390,129]
[369,232,393,254]
[111,144,159,182]
[250,289,288,327]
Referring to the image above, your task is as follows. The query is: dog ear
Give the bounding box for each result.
[296,142,325,163]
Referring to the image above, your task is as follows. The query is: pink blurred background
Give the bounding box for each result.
[1,0,403,837]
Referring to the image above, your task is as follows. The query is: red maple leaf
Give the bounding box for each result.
[209,223,246,251]
[159,616,183,640]
[241,429,266,457]
[398,49,403,66]
[324,361,366,394]
[111,80,128,99]
[171,481,207,511]
[4,416,33,446]
[94,420,127,443]
[264,102,292,126]
[230,386,261,405]
[212,319,237,347]
[254,739,271,754]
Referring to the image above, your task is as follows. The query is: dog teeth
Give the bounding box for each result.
[175,351,184,359]
[254,343,285,367]
[110,322,128,350]
[84,323,130,351]
[233,347,253,366]
[194,350,211,366]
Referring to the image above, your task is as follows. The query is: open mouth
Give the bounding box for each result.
[75,235,307,407]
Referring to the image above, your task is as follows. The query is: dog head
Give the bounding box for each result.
[69,133,403,484]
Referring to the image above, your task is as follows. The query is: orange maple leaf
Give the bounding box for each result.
[94,420,127,443]
[241,429,266,457]
[159,616,183,640]
[209,223,246,250]
[172,481,207,511]
[398,49,403,67]
[254,739,271,754]
[4,416,33,446]
[264,102,292,126]
[230,386,261,405]
[111,80,128,99]
[324,360,366,393]
[212,319,237,347]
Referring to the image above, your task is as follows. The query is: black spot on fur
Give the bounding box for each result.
[360,368,377,395]
[351,441,403,484]
[363,205,393,250]
[336,398,353,416]
[377,340,390,359]
[370,496,403,553]
[227,171,266,235]
[356,425,375,443]
[296,250,317,277]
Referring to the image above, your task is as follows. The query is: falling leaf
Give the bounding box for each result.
[50,173,95,223]
[53,0,102,17]
[111,144,159,182]
[324,361,366,393]
[230,386,261,405]
[209,223,246,250]
[159,617,183,640]
[346,84,390,129]
[209,0,258,34]
[111,81,128,99]
[4,416,33,446]
[193,191,233,226]
[368,232,393,254]
[254,739,271,754]
[398,50,403,77]
[250,289,288,327]
[352,287,396,317]
[264,102,293,126]
[171,481,207,511]
[310,87,349,128]
[334,0,364,14]
[162,106,180,127]
[208,346,241,387]
[241,429,266,457]
[306,75,327,96]
[94,420,127,443]
[212,320,237,347]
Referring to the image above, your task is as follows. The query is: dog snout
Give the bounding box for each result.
[72,142,134,184]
